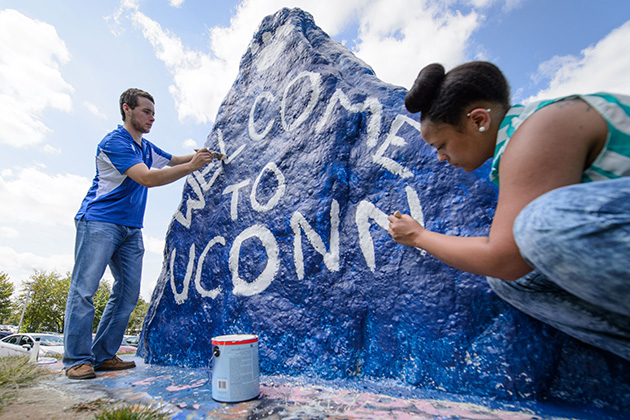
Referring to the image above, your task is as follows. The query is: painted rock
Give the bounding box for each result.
[139,7,630,409]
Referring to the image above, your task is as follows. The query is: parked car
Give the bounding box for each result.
[0,333,137,359]
[118,337,136,354]
[0,331,12,340]
[124,335,139,347]
[0,333,64,358]
[0,325,17,333]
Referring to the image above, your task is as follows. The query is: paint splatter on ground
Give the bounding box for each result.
[40,356,626,419]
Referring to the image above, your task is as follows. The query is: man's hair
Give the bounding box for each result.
[119,88,154,121]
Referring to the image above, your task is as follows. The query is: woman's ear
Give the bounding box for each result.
[468,108,491,133]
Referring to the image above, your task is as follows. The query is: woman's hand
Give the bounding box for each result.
[388,212,424,248]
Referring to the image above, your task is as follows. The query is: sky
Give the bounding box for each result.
[1,0,630,302]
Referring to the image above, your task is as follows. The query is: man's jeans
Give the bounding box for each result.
[487,177,630,361]
[63,219,143,369]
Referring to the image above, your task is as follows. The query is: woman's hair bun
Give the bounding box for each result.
[405,63,445,114]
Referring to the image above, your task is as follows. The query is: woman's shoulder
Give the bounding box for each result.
[519,93,626,140]
[515,93,628,125]
[490,94,616,186]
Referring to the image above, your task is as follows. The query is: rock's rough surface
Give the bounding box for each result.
[139,8,630,410]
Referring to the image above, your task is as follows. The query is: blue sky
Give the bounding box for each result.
[1,0,629,300]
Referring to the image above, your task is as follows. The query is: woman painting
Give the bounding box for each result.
[388,61,630,360]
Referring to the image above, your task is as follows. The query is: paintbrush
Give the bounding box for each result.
[195,148,227,161]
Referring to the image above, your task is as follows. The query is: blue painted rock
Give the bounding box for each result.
[139,7,630,409]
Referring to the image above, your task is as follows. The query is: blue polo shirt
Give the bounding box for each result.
[76,125,172,228]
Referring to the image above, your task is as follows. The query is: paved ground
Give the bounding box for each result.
[34,356,624,420]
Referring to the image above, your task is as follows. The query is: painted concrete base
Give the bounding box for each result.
[42,356,625,420]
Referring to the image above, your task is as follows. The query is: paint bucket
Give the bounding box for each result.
[211,334,259,402]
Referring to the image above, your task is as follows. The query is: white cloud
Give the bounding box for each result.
[41,144,62,155]
[84,101,108,119]
[0,227,19,239]
[111,0,489,121]
[469,0,523,11]
[352,0,480,88]
[169,0,185,7]
[182,138,198,150]
[127,10,232,124]
[502,0,523,12]
[525,21,630,103]
[0,246,74,291]
[0,9,74,149]
[112,0,369,124]
[0,223,165,300]
[0,166,90,227]
[143,233,166,255]
[114,0,626,130]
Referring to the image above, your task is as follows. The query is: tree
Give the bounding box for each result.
[0,272,14,323]
[19,270,70,333]
[92,279,111,332]
[15,270,149,335]
[127,297,149,334]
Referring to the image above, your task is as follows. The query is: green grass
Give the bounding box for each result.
[94,404,171,420]
[0,354,170,419]
[0,355,48,409]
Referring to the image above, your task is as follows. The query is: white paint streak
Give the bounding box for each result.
[223,179,251,221]
[248,91,275,141]
[290,199,340,279]
[250,162,286,212]
[405,185,427,256]
[316,89,383,148]
[255,24,295,72]
[373,114,420,178]
[355,200,390,273]
[194,236,225,299]
[169,245,195,305]
[215,128,245,164]
[174,176,206,229]
[193,162,223,194]
[229,224,279,296]
[281,71,321,132]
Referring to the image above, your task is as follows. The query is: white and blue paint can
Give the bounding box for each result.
[211,334,260,402]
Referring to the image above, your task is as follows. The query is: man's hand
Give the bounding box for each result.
[189,148,214,171]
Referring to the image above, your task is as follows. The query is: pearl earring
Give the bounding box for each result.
[467,108,492,118]
[479,126,486,132]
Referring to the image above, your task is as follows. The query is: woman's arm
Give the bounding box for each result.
[389,99,608,280]
[388,216,529,279]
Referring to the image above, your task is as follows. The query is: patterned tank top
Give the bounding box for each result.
[490,93,630,186]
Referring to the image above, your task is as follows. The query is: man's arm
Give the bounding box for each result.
[168,154,195,166]
[125,149,214,188]
[168,148,219,166]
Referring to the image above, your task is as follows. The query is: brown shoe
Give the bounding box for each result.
[66,363,96,380]
[95,356,136,371]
